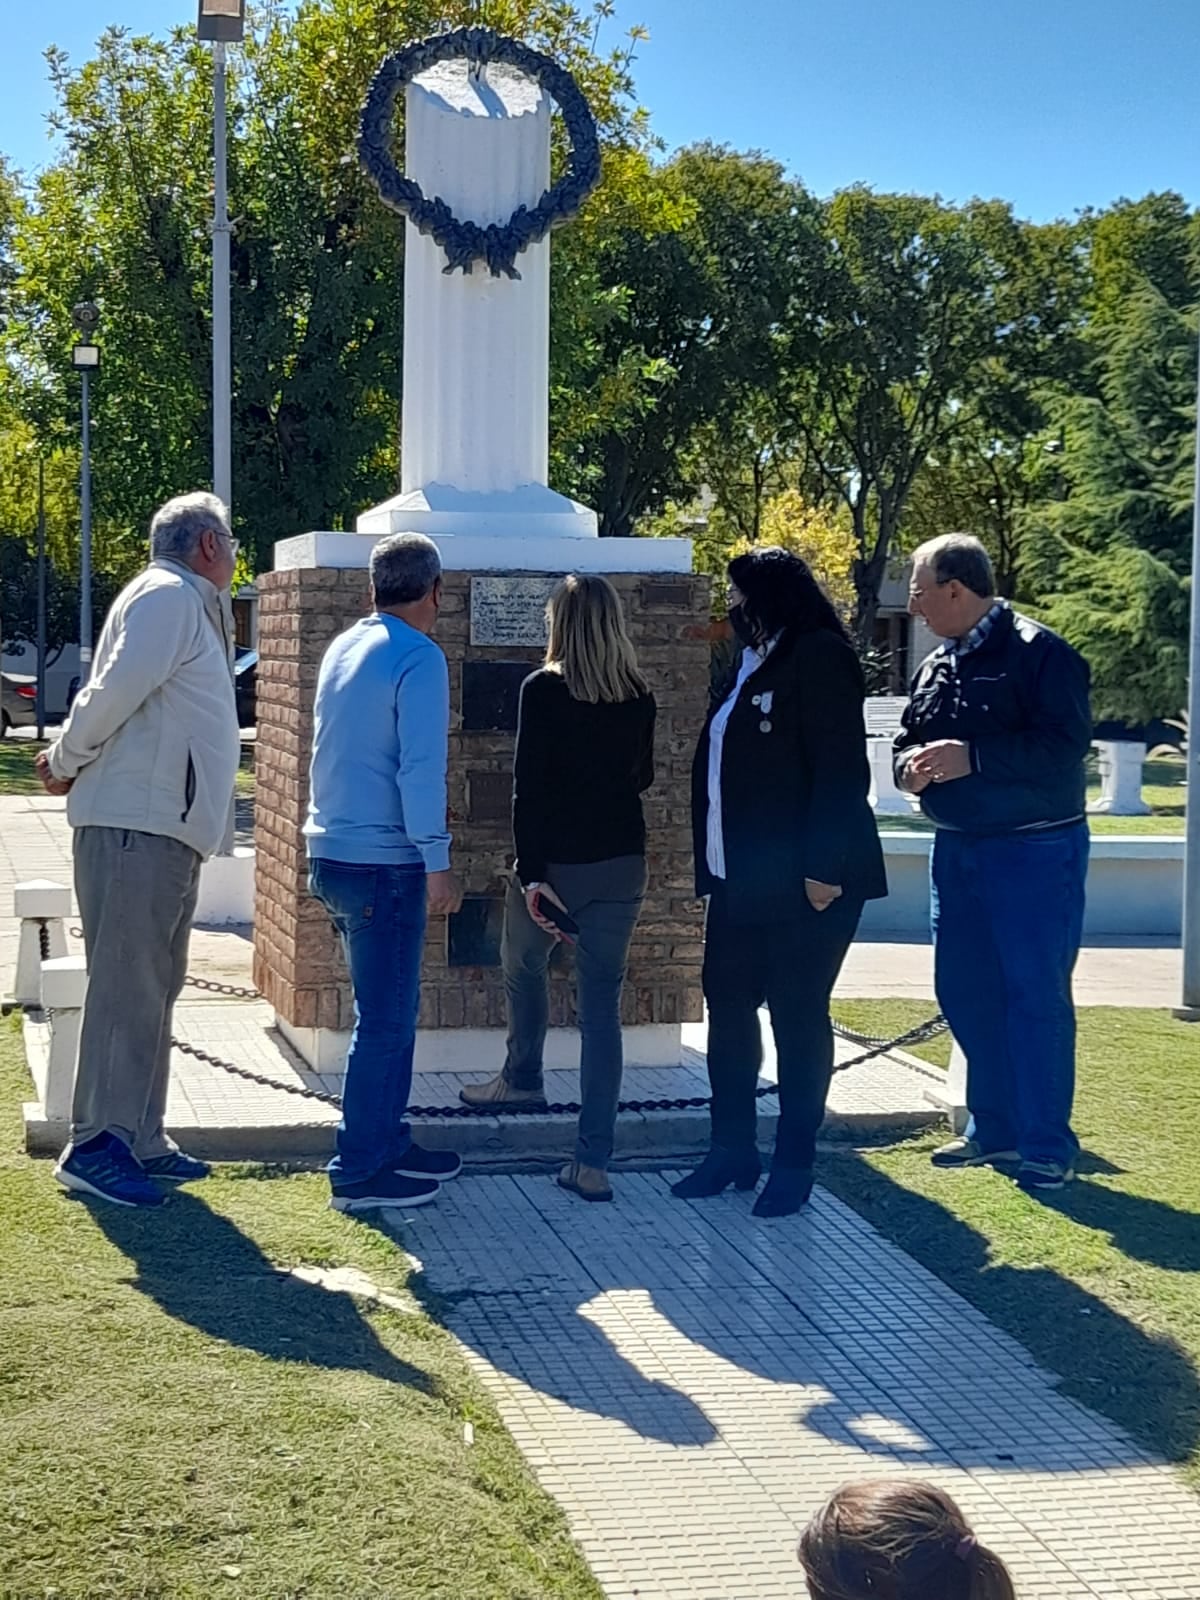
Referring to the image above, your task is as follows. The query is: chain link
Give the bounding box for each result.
[59,920,949,1119]
[172,1013,949,1118]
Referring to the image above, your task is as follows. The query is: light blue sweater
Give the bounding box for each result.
[305,613,452,870]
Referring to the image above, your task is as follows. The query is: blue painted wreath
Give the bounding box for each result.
[358,27,602,280]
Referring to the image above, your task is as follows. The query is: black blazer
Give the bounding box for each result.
[691,627,888,921]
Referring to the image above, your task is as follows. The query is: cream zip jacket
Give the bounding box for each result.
[48,559,239,861]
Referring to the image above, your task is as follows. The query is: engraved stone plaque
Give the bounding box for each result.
[461,661,531,733]
[470,575,559,647]
[864,696,908,738]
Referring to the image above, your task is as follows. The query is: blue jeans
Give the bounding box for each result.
[309,858,427,1184]
[931,825,1088,1167]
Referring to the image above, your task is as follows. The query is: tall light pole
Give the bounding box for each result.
[1177,318,1200,1018]
[36,457,47,740]
[198,0,244,516]
[71,303,100,675]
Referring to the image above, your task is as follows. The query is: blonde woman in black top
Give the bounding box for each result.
[460,575,656,1202]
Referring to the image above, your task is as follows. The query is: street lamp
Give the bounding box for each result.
[71,302,100,673]
[198,0,244,517]
[1176,317,1200,1017]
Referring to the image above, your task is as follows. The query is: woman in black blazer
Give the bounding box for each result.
[674,547,887,1217]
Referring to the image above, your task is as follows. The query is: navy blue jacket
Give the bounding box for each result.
[692,627,888,920]
[893,607,1091,835]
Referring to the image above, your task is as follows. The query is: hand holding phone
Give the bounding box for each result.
[526,885,580,943]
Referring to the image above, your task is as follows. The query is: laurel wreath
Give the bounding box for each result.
[358,27,602,280]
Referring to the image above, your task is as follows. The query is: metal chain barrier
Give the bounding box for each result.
[170,1013,949,1118]
[54,921,949,1119]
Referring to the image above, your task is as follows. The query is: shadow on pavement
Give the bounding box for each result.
[86,1189,430,1391]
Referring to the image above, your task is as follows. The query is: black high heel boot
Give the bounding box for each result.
[671,1147,762,1200]
[751,1167,814,1218]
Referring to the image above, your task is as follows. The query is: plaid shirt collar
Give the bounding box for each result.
[942,599,1009,660]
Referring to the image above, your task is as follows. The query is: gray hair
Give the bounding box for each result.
[370,533,442,607]
[150,491,231,563]
[911,533,995,599]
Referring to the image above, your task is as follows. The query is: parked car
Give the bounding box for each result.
[1,673,38,736]
[234,647,257,728]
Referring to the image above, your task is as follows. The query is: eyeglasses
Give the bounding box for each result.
[908,579,949,603]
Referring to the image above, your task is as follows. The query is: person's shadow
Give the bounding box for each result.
[392,1159,1200,1477]
[86,1189,429,1390]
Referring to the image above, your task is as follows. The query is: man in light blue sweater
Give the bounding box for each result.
[306,533,463,1212]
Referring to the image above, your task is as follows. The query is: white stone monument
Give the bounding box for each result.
[278,32,689,578]
[864,696,917,817]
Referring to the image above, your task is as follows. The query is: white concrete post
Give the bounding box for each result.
[946,1037,970,1136]
[356,59,597,545]
[39,955,87,1122]
[867,737,916,816]
[13,879,72,1007]
[1088,739,1151,816]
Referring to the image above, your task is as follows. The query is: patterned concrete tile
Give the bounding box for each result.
[392,1173,1200,1600]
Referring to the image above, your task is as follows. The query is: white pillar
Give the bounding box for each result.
[357,60,596,545]
[867,737,915,816]
[946,1038,970,1136]
[12,879,71,1008]
[1088,739,1151,816]
[40,955,87,1122]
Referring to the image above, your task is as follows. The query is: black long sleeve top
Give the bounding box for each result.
[512,668,657,886]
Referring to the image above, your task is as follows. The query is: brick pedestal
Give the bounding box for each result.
[252,566,710,1070]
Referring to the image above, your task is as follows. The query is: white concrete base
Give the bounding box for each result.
[1088,739,1152,816]
[862,831,1183,938]
[356,483,598,540]
[867,737,918,816]
[37,956,86,1121]
[278,1016,684,1078]
[194,848,255,927]
[274,529,694,576]
[12,878,71,1006]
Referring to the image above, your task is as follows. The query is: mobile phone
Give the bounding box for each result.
[534,891,580,941]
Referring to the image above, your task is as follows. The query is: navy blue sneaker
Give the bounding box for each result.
[141,1150,211,1184]
[55,1134,167,1209]
[329,1170,440,1214]
[395,1144,462,1183]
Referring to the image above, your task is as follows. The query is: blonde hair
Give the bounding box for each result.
[544,574,649,705]
[799,1480,1016,1600]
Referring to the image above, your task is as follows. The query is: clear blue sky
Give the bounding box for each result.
[2,0,1198,222]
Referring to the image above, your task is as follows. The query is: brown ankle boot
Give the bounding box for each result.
[459,1072,547,1110]
[557,1162,613,1202]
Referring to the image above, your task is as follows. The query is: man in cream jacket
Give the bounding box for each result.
[37,492,241,1207]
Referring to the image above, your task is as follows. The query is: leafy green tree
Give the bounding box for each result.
[4,0,659,572]
[1023,286,1196,724]
[784,192,1084,637]
[566,143,806,536]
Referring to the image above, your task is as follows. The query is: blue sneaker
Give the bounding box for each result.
[141,1150,211,1184]
[395,1144,462,1183]
[55,1134,167,1209]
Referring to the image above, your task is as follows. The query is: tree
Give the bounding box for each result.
[784,192,1085,637]
[564,143,805,536]
[1023,287,1196,724]
[4,0,659,572]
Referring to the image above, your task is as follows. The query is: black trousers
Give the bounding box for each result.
[702,888,863,1171]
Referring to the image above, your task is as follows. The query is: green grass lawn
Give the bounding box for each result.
[0,737,257,800]
[827,1000,1200,1488]
[879,753,1186,836]
[0,1016,602,1600]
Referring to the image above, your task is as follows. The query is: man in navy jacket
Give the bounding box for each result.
[894,533,1092,1193]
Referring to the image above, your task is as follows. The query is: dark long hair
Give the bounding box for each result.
[728,546,850,644]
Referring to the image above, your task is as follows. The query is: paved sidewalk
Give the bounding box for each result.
[397,1173,1200,1600]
